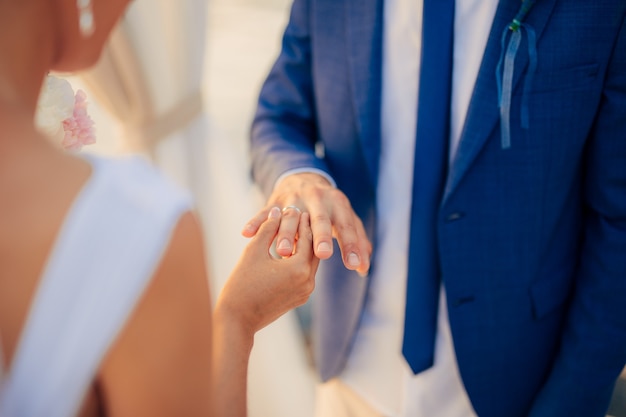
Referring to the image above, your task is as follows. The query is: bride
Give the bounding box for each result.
[0,0,319,416]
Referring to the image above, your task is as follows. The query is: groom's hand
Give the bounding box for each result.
[242,172,371,276]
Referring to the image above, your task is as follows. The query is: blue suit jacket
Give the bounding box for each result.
[251,1,626,415]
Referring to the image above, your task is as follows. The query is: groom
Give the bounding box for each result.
[247,0,626,416]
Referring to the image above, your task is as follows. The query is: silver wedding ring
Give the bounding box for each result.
[281,205,302,215]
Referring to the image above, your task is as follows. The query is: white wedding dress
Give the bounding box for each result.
[0,154,192,417]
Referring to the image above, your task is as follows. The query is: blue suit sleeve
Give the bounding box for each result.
[250,0,330,197]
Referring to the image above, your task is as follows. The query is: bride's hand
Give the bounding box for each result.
[215,206,319,336]
[242,172,371,276]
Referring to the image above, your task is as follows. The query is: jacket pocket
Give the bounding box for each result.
[527,63,599,94]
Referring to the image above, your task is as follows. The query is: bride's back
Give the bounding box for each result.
[0,126,97,413]
[0,126,90,355]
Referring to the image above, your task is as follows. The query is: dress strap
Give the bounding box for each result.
[0,156,192,417]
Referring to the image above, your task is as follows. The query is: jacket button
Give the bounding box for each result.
[446,212,465,222]
[452,295,475,307]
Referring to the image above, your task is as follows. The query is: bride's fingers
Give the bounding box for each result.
[249,207,282,255]
[241,207,271,237]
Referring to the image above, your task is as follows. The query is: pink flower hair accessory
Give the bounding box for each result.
[35,75,96,151]
[61,89,96,151]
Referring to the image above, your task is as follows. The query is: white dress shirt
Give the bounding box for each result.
[340,1,499,415]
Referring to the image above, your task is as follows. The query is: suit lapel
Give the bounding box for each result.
[443,0,558,202]
[346,0,384,186]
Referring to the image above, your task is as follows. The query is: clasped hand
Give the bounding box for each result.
[243,172,372,277]
[217,207,320,335]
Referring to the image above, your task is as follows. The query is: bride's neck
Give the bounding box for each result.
[0,2,57,118]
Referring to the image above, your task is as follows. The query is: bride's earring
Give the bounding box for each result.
[77,0,95,38]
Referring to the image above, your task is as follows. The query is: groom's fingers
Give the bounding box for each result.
[293,213,320,280]
[333,208,371,277]
[294,213,314,258]
[306,199,334,261]
[273,205,302,257]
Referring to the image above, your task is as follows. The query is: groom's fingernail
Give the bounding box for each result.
[317,242,332,254]
[348,252,360,267]
[278,239,291,251]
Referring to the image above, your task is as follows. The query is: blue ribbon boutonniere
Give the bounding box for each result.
[496,0,538,149]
